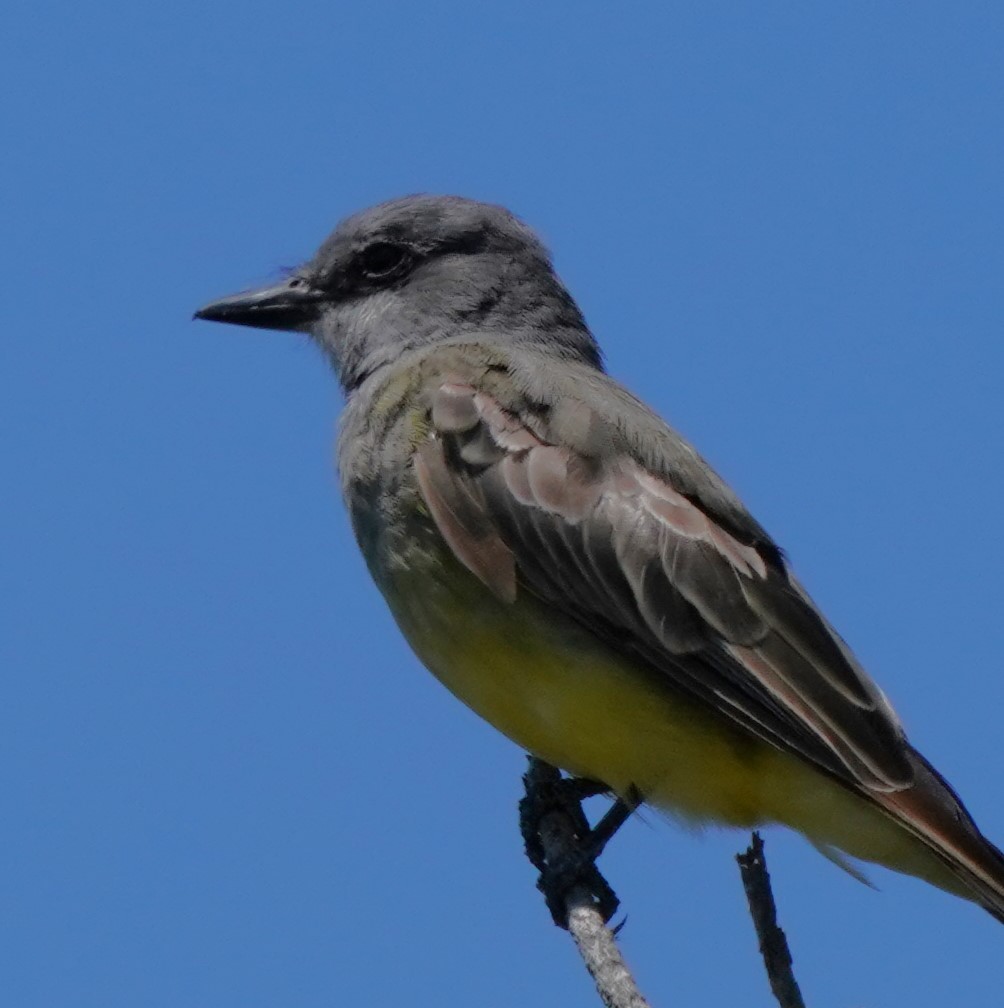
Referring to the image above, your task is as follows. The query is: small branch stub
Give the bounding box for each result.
[736,832,807,1008]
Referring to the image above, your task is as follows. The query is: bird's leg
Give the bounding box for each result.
[559,776,612,803]
[519,757,642,928]
[586,786,641,858]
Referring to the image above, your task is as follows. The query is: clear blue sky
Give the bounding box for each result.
[4,3,1004,1005]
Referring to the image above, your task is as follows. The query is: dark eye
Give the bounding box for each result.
[357,242,409,280]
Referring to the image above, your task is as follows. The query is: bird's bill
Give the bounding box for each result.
[193,278,324,332]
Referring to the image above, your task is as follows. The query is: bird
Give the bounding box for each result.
[195,193,1004,923]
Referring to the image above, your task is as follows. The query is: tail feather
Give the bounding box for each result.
[874,749,1004,923]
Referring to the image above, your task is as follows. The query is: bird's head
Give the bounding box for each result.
[194,194,600,391]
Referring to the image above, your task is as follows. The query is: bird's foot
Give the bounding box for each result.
[519,758,641,928]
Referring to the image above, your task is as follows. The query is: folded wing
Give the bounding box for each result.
[415,378,914,793]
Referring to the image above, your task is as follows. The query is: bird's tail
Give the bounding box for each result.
[873,749,1004,923]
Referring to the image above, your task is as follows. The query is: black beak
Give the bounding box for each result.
[193,278,325,332]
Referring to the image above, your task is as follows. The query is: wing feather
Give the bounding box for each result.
[416,379,914,791]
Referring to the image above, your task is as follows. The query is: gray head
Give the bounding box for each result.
[195,195,601,391]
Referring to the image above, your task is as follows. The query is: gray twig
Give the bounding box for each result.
[520,758,651,1008]
[736,832,807,1008]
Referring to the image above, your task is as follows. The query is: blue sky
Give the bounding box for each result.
[4,2,1004,1004]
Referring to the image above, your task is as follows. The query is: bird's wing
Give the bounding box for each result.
[413,373,915,794]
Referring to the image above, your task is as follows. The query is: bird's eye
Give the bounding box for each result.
[357,242,409,280]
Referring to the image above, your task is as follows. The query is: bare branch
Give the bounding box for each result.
[736,832,807,1008]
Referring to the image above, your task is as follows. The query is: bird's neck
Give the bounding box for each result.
[323,257,603,391]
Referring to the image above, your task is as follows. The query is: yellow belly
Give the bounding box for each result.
[386,554,807,826]
[380,549,965,897]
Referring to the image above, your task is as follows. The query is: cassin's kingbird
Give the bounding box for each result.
[195,195,1004,922]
